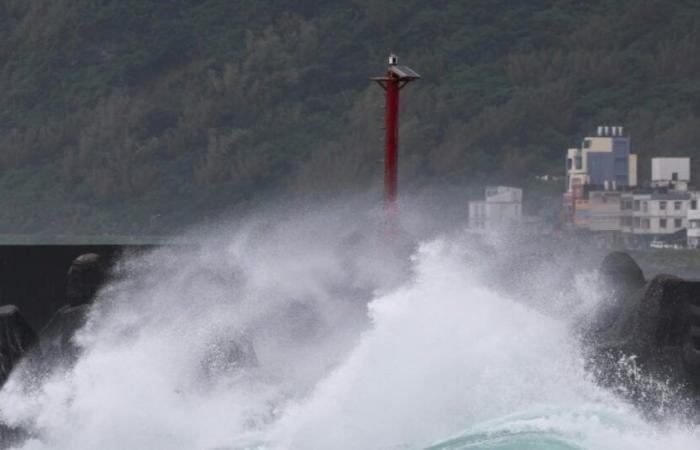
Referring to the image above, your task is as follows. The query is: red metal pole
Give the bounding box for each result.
[373,54,419,220]
[384,74,399,213]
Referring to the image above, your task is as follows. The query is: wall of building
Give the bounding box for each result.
[628,154,638,186]
[626,194,688,234]
[588,191,622,231]
[469,186,522,230]
[485,186,523,203]
[574,199,590,227]
[652,158,690,183]
[579,190,692,240]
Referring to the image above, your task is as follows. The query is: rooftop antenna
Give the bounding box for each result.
[371,54,421,219]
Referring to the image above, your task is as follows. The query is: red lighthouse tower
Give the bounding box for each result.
[372,54,421,215]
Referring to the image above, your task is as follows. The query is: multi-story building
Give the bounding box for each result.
[577,188,691,247]
[565,126,638,194]
[569,157,695,247]
[469,186,522,231]
[627,191,690,235]
[562,126,638,222]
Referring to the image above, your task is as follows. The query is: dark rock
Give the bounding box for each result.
[589,252,646,335]
[0,309,36,448]
[39,303,90,365]
[0,308,39,449]
[39,253,107,365]
[590,274,684,357]
[66,253,106,306]
[637,276,700,385]
[599,251,645,291]
[595,273,700,382]
[587,254,700,412]
[0,305,37,386]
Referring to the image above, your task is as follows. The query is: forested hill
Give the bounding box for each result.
[2,0,700,234]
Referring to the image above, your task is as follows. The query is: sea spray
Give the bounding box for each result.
[0,204,697,449]
[269,237,599,449]
[0,205,404,449]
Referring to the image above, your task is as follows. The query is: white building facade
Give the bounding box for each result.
[469,186,522,231]
[628,192,690,235]
[652,157,690,191]
[687,197,700,248]
[688,198,700,248]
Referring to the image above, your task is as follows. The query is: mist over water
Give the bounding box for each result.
[0,200,699,449]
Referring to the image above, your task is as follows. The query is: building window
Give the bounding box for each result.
[692,200,697,210]
[660,218,667,229]
[674,201,682,210]
[643,219,650,229]
[634,217,641,227]
[643,201,648,212]
[634,200,640,211]
[660,201,667,210]
[675,218,682,228]
[672,172,678,181]
[567,158,572,170]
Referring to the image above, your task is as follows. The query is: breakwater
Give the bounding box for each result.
[0,245,149,330]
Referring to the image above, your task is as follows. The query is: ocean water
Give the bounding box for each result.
[0,204,698,449]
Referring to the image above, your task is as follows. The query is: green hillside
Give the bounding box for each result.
[2,0,700,234]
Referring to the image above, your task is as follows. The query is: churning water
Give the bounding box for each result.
[0,203,699,449]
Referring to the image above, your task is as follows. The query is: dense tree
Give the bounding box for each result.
[1,0,700,234]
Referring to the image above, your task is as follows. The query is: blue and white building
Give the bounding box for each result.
[565,126,638,193]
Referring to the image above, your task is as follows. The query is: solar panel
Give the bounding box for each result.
[390,65,421,79]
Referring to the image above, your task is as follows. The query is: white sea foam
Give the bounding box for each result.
[0,203,698,449]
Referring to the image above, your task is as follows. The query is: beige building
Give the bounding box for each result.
[588,191,623,232]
